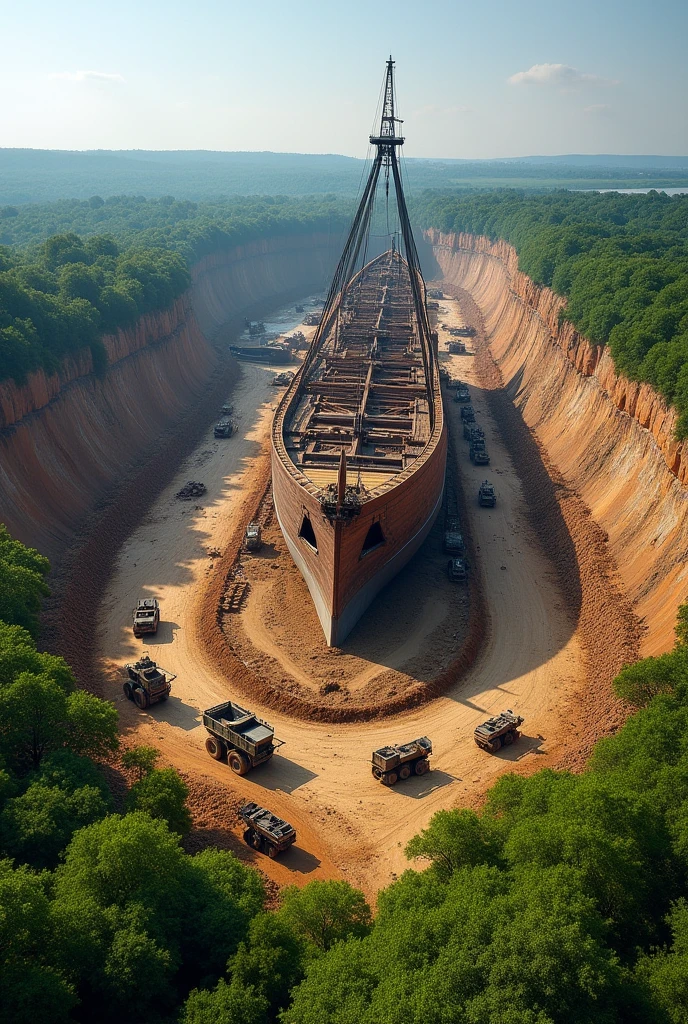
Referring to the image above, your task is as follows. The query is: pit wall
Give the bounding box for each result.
[427,230,688,655]
[0,233,337,559]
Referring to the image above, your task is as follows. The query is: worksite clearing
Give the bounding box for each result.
[96,292,623,895]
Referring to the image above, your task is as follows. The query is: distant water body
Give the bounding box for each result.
[573,188,688,195]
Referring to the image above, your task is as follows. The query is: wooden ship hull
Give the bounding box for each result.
[270,59,447,646]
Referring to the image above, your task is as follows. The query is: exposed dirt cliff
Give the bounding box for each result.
[0,233,337,559]
[428,229,688,654]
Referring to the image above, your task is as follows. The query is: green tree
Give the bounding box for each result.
[121,744,159,780]
[405,808,502,878]
[638,899,688,1023]
[126,767,191,835]
[278,880,372,953]
[0,525,50,635]
[0,860,76,1024]
[0,779,109,868]
[181,979,268,1024]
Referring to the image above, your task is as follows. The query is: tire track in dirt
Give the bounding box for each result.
[449,284,641,767]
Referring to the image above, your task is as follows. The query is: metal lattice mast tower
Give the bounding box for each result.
[302,58,436,423]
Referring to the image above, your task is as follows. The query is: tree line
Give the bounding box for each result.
[413,190,688,436]
[0,196,351,386]
[2,520,688,1022]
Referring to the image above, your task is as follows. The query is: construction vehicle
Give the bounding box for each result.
[447,557,468,582]
[214,420,235,438]
[444,523,465,554]
[478,480,496,507]
[244,521,263,552]
[123,655,173,709]
[132,598,160,638]
[176,481,206,500]
[203,700,282,774]
[474,710,524,753]
[371,736,432,785]
[239,802,297,859]
[448,340,466,354]
[464,422,484,442]
[248,321,266,336]
[470,442,490,465]
[449,326,476,337]
[454,386,470,403]
[428,288,443,299]
[221,402,234,416]
[460,405,475,423]
[272,371,294,386]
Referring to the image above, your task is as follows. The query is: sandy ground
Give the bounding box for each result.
[94,293,591,896]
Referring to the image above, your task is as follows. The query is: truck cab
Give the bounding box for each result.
[132,598,160,637]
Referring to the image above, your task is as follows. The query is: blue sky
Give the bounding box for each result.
[1,0,686,157]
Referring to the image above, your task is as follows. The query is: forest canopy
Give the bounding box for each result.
[413,189,688,436]
[3,520,688,1023]
[0,196,350,386]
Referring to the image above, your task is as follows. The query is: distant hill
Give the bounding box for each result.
[1,149,687,204]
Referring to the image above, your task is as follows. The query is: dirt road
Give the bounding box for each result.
[96,295,587,895]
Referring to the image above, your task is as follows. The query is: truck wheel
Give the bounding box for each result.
[250,832,262,851]
[414,759,430,776]
[372,767,383,781]
[123,682,133,701]
[134,688,149,710]
[383,772,398,786]
[243,829,255,847]
[502,732,514,746]
[205,736,225,761]
[490,737,503,753]
[398,765,411,780]
[228,751,250,776]
[267,844,278,859]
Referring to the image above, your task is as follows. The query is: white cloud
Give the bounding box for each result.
[508,63,617,89]
[49,70,125,84]
[584,103,612,115]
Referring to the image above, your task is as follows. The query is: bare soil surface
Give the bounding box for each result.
[88,293,612,896]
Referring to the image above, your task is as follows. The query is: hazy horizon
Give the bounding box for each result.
[2,0,686,159]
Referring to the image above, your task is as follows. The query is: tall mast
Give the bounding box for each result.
[301,58,436,425]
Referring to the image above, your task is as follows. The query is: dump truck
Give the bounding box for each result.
[244,521,263,552]
[474,710,524,753]
[214,420,235,438]
[132,598,160,637]
[470,442,490,465]
[478,480,496,507]
[448,340,466,354]
[203,701,282,774]
[460,405,475,422]
[447,557,468,582]
[123,655,173,709]
[454,387,470,403]
[371,736,432,785]
[239,802,297,858]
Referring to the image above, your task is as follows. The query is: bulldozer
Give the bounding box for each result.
[123,655,175,709]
